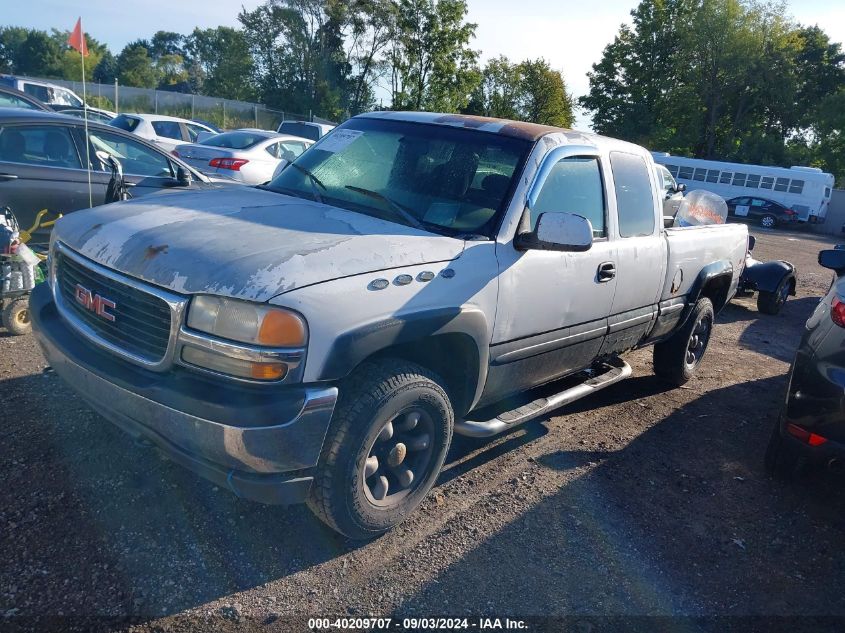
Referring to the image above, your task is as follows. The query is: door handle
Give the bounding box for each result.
[598,261,616,282]
[0,173,19,181]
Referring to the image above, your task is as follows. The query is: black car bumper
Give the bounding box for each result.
[29,283,337,505]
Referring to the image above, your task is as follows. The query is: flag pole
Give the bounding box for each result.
[80,42,92,208]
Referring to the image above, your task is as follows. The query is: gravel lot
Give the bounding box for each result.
[2,226,845,632]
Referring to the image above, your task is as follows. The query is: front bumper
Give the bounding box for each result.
[30,283,337,504]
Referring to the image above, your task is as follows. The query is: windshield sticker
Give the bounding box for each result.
[317,129,363,153]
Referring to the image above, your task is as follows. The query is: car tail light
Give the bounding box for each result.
[209,158,249,171]
[784,208,796,216]
[786,423,828,446]
[831,297,845,327]
[171,150,180,158]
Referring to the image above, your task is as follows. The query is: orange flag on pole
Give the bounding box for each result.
[67,18,88,56]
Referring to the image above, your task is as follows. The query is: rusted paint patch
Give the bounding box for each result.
[143,244,168,260]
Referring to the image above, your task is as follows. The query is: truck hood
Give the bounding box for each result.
[54,188,465,302]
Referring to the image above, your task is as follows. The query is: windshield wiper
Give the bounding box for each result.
[344,185,425,230]
[288,162,326,203]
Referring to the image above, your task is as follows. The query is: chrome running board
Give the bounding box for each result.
[455,357,632,438]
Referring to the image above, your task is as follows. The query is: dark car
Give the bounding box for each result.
[0,109,227,237]
[766,247,845,477]
[726,196,798,229]
[0,85,52,112]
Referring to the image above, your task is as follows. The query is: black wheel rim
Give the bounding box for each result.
[361,407,435,508]
[685,313,712,369]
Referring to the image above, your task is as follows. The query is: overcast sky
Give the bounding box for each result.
[5,0,845,130]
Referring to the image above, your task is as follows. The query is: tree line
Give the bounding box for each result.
[0,0,573,127]
[581,0,845,185]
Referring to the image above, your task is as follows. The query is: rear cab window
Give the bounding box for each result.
[610,151,656,237]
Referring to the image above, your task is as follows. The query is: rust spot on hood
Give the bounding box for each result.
[143,244,169,260]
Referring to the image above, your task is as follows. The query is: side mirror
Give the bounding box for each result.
[176,165,193,186]
[676,183,686,193]
[819,249,845,274]
[747,235,756,251]
[516,212,593,252]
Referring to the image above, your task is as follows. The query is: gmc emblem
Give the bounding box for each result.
[74,283,116,322]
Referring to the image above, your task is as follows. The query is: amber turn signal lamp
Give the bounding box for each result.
[258,310,307,347]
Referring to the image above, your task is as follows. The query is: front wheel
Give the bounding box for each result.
[307,359,453,539]
[653,297,714,386]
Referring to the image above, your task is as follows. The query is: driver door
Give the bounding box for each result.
[484,147,616,403]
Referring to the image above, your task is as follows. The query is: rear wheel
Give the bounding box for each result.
[2,298,31,335]
[307,359,453,539]
[653,297,714,386]
[764,416,804,479]
[760,214,777,229]
[757,278,791,315]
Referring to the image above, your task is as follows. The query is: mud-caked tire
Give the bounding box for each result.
[653,297,714,386]
[307,359,453,540]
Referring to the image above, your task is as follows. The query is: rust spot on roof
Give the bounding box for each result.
[143,244,168,260]
[430,114,564,141]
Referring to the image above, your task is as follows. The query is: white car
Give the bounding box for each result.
[109,113,217,153]
[174,130,313,184]
[276,120,334,142]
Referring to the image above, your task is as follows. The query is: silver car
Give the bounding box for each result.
[174,130,312,185]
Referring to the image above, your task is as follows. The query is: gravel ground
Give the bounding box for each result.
[2,225,845,632]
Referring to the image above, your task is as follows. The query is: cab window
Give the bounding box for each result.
[532,157,606,237]
[151,120,182,140]
[610,151,655,238]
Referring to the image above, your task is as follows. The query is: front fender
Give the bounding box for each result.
[742,260,796,294]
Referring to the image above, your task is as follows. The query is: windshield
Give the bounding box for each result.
[109,115,140,132]
[202,131,269,149]
[266,118,530,236]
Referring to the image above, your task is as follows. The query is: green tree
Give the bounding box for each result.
[93,51,118,83]
[518,58,573,127]
[0,26,29,73]
[15,30,63,77]
[346,0,397,113]
[388,0,479,112]
[466,55,521,119]
[117,43,158,88]
[185,27,256,100]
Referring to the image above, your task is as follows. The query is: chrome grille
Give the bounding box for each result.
[55,247,173,363]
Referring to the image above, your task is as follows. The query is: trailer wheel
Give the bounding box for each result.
[653,297,714,386]
[757,278,791,315]
[2,298,31,335]
[307,358,453,539]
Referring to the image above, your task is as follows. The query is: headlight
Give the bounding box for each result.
[187,295,307,347]
[181,296,307,381]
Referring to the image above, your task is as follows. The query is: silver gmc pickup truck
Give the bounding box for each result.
[31,112,748,539]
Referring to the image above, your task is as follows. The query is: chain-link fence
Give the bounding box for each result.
[22,76,337,131]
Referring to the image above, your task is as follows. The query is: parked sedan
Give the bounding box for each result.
[54,107,117,124]
[766,247,845,478]
[0,109,227,236]
[726,196,798,229]
[174,130,312,184]
[109,113,217,153]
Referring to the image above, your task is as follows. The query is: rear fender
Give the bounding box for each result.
[742,260,796,295]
